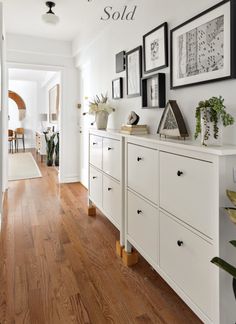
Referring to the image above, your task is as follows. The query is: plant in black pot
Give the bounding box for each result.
[44,131,56,166]
[55,132,59,167]
[211,190,236,300]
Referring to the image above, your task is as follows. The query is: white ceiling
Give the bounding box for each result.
[9,68,57,86]
[2,0,132,41]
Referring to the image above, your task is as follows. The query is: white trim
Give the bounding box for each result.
[59,175,80,184]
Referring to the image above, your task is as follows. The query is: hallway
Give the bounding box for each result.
[0,154,201,324]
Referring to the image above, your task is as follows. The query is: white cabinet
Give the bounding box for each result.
[160,211,214,320]
[103,138,121,181]
[127,191,159,264]
[127,143,158,204]
[90,135,102,169]
[103,175,121,228]
[160,151,214,238]
[89,166,102,207]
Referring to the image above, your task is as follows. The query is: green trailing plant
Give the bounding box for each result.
[55,132,59,167]
[44,131,56,167]
[194,96,234,146]
[211,190,236,300]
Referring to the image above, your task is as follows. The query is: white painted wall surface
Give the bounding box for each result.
[8,80,37,149]
[74,0,236,188]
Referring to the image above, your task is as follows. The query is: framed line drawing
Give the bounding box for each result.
[171,0,236,89]
[112,78,123,99]
[126,46,142,98]
[143,22,168,74]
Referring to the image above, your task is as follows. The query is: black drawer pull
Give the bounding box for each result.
[92,142,98,146]
[177,170,183,177]
[108,187,112,191]
[177,240,183,247]
[137,210,142,214]
[108,147,112,151]
[137,157,142,162]
[92,176,97,179]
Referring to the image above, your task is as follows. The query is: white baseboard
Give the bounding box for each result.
[59,175,80,184]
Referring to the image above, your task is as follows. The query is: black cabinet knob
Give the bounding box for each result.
[137,210,142,214]
[108,187,112,191]
[92,176,97,179]
[92,142,97,145]
[177,170,183,177]
[137,157,142,162]
[108,147,112,151]
[177,240,183,247]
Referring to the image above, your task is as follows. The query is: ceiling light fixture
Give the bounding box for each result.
[42,1,59,25]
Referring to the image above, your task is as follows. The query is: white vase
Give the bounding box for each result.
[200,112,223,146]
[95,111,109,130]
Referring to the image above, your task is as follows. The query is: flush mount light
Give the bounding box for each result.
[42,1,59,25]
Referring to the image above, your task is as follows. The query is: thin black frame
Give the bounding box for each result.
[116,51,126,73]
[170,0,236,89]
[141,73,166,109]
[126,46,142,98]
[112,78,123,100]
[143,22,168,74]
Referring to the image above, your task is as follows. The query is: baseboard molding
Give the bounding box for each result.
[59,175,80,184]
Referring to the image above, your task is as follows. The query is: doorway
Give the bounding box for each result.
[7,66,62,182]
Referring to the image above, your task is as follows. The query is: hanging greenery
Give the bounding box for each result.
[194,96,234,146]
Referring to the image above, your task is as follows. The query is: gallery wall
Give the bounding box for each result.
[74,0,236,146]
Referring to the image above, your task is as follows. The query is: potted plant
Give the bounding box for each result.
[44,131,56,166]
[211,190,236,300]
[55,132,59,167]
[89,94,115,130]
[194,96,234,146]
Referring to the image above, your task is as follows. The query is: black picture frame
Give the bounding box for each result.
[116,51,126,73]
[170,0,236,89]
[112,78,123,99]
[126,46,142,98]
[141,73,166,108]
[143,22,168,74]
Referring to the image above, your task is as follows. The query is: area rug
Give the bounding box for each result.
[8,152,42,181]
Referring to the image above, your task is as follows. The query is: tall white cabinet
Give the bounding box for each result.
[88,129,236,324]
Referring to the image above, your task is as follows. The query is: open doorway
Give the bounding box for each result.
[7,67,62,181]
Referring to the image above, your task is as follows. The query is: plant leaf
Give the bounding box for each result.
[230,240,236,248]
[211,257,236,278]
[226,190,236,207]
[225,208,236,224]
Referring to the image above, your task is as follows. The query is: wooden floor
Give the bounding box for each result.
[0,152,202,324]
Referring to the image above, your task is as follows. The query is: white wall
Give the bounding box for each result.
[8,80,37,148]
[74,0,236,153]
[6,34,80,183]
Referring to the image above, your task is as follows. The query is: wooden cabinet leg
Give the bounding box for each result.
[122,249,139,267]
[88,206,96,217]
[116,240,124,257]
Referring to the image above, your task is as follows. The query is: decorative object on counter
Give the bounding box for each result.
[112,78,123,99]
[44,131,56,166]
[157,100,189,139]
[49,84,60,123]
[120,124,148,135]
[194,96,234,146]
[143,22,168,74]
[171,0,236,89]
[126,46,142,97]
[142,73,166,108]
[89,94,115,130]
[39,113,48,132]
[55,132,59,167]
[116,51,126,73]
[211,189,236,301]
[127,111,140,125]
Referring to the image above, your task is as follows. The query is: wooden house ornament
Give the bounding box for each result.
[157,100,189,139]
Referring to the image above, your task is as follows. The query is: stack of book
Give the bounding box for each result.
[120,124,148,135]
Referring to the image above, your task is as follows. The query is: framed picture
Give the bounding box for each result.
[143,22,168,74]
[49,84,60,123]
[116,51,126,73]
[126,46,142,98]
[142,73,166,108]
[171,0,236,89]
[112,78,123,99]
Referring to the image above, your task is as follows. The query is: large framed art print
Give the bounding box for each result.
[171,0,236,89]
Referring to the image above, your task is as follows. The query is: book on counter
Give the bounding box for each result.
[120,124,148,135]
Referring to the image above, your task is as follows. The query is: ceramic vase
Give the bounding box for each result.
[95,111,109,130]
[200,112,223,146]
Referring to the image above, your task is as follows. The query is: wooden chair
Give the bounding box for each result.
[15,128,25,152]
[8,129,16,153]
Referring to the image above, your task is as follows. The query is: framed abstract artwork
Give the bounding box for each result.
[171,0,236,89]
[112,78,123,99]
[141,73,166,108]
[126,46,142,98]
[143,22,168,74]
[116,51,126,73]
[49,84,60,123]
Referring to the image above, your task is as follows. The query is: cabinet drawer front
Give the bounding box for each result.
[103,138,121,180]
[160,212,214,320]
[127,191,158,264]
[90,135,102,169]
[89,167,102,208]
[160,152,214,237]
[103,175,121,228]
[128,144,158,204]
